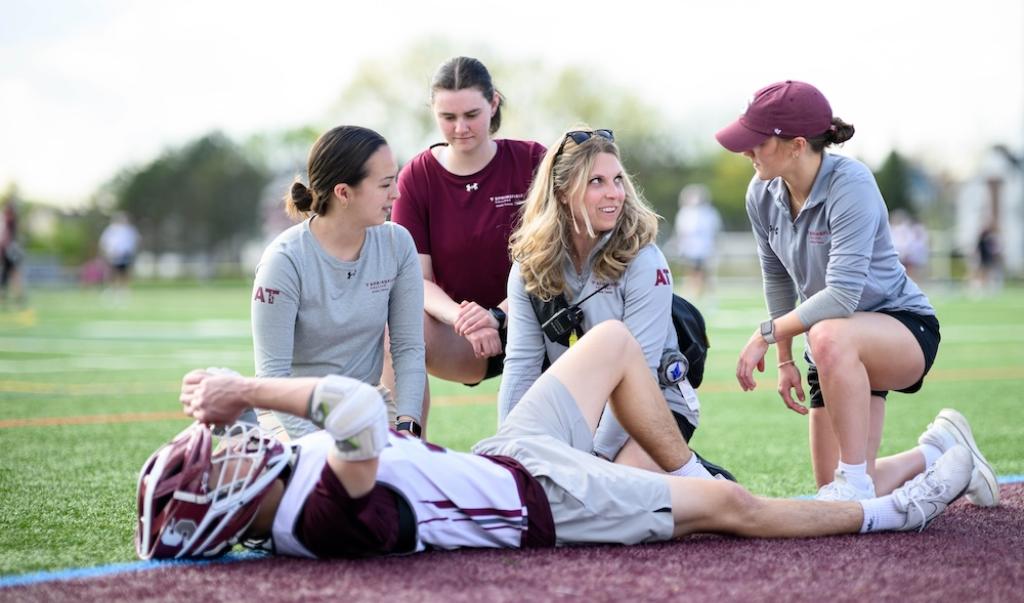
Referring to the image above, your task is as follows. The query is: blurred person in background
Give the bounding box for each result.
[99,212,141,298]
[250,126,425,440]
[501,126,731,479]
[715,81,995,507]
[0,197,26,309]
[889,210,929,282]
[971,221,1003,296]
[671,184,722,299]
[387,56,545,438]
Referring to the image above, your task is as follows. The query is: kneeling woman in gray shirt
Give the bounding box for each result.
[715,81,986,504]
[251,126,426,439]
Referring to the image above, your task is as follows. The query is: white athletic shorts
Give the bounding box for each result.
[473,373,674,546]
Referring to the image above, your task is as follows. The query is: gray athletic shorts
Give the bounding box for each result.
[473,373,674,546]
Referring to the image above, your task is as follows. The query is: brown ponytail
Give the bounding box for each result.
[808,117,855,153]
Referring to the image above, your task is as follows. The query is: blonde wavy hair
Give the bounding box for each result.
[509,127,660,301]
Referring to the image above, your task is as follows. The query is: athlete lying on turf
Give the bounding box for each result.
[138,321,985,560]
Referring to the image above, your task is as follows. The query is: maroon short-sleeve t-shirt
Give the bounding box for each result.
[393,139,546,309]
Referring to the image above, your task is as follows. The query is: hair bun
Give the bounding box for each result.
[290,181,314,211]
[827,118,855,145]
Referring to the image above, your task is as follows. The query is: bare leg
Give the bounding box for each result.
[873,449,925,494]
[383,312,488,435]
[865,395,885,475]
[543,320,690,472]
[612,438,663,472]
[809,407,839,487]
[869,396,927,494]
[812,394,926,494]
[669,477,862,538]
[423,313,488,383]
[811,313,925,466]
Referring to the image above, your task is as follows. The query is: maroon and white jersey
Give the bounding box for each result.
[271,430,553,558]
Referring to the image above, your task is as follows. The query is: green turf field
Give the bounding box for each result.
[1,282,1021,576]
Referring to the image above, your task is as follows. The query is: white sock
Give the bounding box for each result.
[838,461,873,492]
[859,495,904,533]
[917,444,943,469]
[670,453,714,479]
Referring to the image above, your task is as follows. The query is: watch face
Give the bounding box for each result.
[761,321,772,336]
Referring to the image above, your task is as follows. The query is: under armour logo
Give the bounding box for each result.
[466,183,479,192]
[774,128,782,135]
[347,271,356,279]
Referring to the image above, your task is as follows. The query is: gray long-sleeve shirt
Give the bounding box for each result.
[251,219,426,436]
[499,240,700,459]
[746,153,934,360]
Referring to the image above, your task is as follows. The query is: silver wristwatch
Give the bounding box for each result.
[759,319,777,345]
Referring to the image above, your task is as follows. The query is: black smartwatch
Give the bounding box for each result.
[395,419,422,437]
[488,307,507,330]
[759,319,777,345]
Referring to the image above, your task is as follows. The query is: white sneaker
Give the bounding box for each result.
[918,408,999,507]
[815,469,876,501]
[892,445,972,532]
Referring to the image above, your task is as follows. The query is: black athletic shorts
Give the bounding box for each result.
[807,310,940,408]
[463,326,508,387]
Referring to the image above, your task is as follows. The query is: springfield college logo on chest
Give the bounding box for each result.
[808,230,830,245]
[365,278,394,294]
[490,193,526,208]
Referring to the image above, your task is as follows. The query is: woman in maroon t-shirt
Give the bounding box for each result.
[389,57,545,437]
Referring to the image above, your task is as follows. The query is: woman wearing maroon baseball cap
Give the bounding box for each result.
[715,81,997,507]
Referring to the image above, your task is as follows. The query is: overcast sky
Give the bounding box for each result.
[2,0,1021,207]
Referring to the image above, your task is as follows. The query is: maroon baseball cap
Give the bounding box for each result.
[715,80,833,152]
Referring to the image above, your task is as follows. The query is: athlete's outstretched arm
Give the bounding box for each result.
[180,369,318,425]
[180,370,385,497]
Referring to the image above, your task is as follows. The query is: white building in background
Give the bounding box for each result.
[955,145,1024,275]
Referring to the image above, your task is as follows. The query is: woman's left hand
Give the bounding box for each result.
[465,327,503,358]
[454,301,498,336]
[736,330,769,391]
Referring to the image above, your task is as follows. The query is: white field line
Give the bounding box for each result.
[0,350,253,373]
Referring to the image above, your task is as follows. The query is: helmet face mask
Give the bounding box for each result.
[136,422,292,560]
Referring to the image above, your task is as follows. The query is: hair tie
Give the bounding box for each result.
[829,124,838,132]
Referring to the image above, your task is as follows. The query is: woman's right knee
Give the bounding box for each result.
[586,320,637,356]
[807,319,850,372]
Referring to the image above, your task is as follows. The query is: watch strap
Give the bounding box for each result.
[395,419,422,437]
[488,307,507,330]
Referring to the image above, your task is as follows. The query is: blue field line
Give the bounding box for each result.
[4,475,1023,589]
[0,550,266,589]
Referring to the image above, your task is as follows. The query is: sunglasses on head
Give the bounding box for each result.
[555,129,615,158]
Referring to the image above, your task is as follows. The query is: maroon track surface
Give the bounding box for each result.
[7,484,1023,602]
